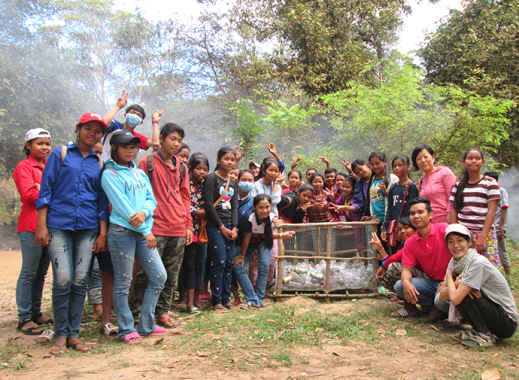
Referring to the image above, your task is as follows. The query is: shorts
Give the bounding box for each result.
[96,251,114,273]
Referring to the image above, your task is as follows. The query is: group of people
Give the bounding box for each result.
[11,93,517,354]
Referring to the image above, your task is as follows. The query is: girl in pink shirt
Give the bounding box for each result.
[412,144,457,224]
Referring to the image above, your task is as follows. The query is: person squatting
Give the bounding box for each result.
[12,93,517,354]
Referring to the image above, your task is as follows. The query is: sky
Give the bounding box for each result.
[113,0,464,58]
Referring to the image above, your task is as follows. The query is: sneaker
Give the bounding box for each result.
[460,329,496,347]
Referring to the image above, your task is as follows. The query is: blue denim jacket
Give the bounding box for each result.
[36,144,108,230]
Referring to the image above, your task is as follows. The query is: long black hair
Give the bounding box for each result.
[188,152,209,173]
[454,148,484,211]
[215,146,236,171]
[253,194,274,249]
[368,151,389,188]
[258,157,280,179]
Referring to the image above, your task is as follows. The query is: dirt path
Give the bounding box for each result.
[0,251,517,380]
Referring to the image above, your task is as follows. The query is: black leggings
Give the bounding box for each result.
[182,243,205,290]
[457,294,517,338]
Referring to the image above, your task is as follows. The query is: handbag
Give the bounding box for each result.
[386,183,409,248]
[198,176,231,244]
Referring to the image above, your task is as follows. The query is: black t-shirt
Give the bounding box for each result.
[203,173,238,228]
[278,193,305,223]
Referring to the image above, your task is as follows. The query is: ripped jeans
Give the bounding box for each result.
[108,224,166,338]
[47,228,96,339]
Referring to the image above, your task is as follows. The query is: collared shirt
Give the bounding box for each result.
[401,223,451,281]
[12,155,46,233]
[36,144,108,231]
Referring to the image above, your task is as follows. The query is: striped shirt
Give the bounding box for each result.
[449,176,500,232]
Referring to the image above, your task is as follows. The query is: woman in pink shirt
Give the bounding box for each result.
[12,128,53,335]
[412,144,457,224]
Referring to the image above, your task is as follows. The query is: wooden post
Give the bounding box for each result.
[276,226,285,297]
[325,225,332,302]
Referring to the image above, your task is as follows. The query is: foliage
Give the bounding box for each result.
[231,0,411,95]
[321,56,514,170]
[419,0,519,166]
[230,98,264,161]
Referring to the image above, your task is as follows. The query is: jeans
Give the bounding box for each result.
[16,231,50,322]
[232,246,261,307]
[48,228,96,339]
[253,242,272,302]
[108,224,166,338]
[394,277,440,313]
[208,225,235,305]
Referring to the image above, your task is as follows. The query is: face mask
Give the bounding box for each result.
[239,181,254,193]
[125,113,142,127]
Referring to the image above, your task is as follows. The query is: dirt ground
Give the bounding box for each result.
[0,250,517,380]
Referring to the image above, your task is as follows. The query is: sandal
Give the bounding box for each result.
[213,304,226,312]
[122,332,142,345]
[157,314,178,328]
[49,343,67,356]
[36,329,55,344]
[32,315,54,325]
[100,323,118,336]
[17,320,44,335]
[66,339,93,353]
[224,302,239,310]
[149,326,168,336]
[391,308,409,318]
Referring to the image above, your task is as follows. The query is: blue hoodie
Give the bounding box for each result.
[101,160,156,236]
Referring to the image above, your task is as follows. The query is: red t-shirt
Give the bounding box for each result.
[401,223,451,281]
[12,156,46,233]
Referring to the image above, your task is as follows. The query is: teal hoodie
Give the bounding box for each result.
[101,160,156,236]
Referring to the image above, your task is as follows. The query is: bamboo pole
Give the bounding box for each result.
[325,226,332,298]
[277,255,378,261]
[276,226,285,296]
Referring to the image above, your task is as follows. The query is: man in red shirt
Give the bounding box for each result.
[132,123,193,328]
[394,197,451,317]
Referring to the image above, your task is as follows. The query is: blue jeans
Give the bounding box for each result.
[232,246,261,307]
[16,231,50,322]
[48,228,96,339]
[394,278,440,313]
[252,242,272,302]
[208,225,235,305]
[108,224,166,338]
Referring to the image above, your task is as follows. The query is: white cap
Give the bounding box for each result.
[25,128,51,142]
[445,224,471,241]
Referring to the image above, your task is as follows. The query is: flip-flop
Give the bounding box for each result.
[66,339,93,352]
[49,343,67,356]
[157,315,178,328]
[149,326,168,336]
[122,332,142,345]
[32,316,54,325]
[17,321,44,335]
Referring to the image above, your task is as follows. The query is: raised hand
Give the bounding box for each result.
[152,109,164,124]
[117,90,128,109]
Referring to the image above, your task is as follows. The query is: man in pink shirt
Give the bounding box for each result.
[394,197,451,317]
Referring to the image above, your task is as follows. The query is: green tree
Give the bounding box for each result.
[322,57,514,170]
[419,0,519,166]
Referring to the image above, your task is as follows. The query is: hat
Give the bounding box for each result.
[445,224,471,241]
[25,128,51,142]
[110,130,141,146]
[249,160,260,169]
[76,112,108,130]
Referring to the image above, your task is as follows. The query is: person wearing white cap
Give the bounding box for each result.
[436,224,517,347]
[12,128,53,336]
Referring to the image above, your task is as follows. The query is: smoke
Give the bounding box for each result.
[498,168,519,241]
